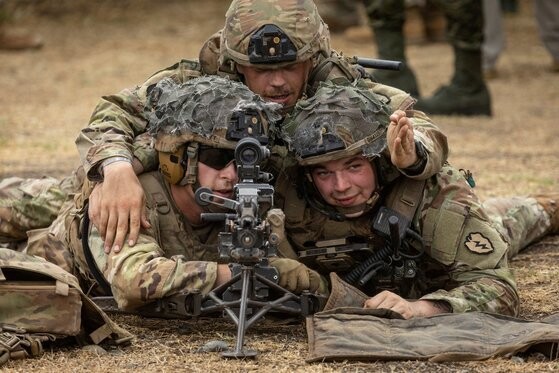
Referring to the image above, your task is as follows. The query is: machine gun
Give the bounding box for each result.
[91,107,325,358]
[191,109,324,358]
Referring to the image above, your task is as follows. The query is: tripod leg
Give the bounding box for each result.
[221,267,257,358]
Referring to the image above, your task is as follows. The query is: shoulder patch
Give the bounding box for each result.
[464,232,494,254]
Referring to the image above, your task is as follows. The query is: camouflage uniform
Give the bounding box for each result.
[0,168,83,247]
[0,0,448,243]
[0,132,156,247]
[277,84,555,317]
[76,0,448,183]
[69,170,224,310]
[363,0,491,116]
[64,76,288,311]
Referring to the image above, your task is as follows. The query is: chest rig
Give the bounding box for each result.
[140,172,222,262]
[284,176,426,297]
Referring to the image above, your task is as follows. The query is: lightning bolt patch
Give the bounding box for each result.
[464,232,494,254]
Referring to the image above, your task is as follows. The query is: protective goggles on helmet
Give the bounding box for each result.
[198,145,235,170]
[248,24,297,64]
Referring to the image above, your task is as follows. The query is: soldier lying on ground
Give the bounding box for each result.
[10,76,327,311]
[0,0,448,260]
[77,0,448,254]
[277,82,558,319]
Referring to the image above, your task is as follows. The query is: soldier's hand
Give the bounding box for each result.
[89,162,150,253]
[364,290,447,319]
[387,110,417,169]
[269,258,329,295]
[266,208,298,260]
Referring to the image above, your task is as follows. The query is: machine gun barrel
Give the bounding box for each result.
[353,57,403,71]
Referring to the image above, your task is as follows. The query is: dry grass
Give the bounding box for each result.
[1,0,558,372]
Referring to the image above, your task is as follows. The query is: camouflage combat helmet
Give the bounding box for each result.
[283,82,392,166]
[282,82,393,219]
[219,0,331,70]
[147,76,281,185]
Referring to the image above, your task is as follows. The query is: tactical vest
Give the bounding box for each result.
[281,176,425,254]
[138,172,222,262]
[69,172,224,296]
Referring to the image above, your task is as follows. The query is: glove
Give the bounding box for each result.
[266,208,298,260]
[269,257,329,296]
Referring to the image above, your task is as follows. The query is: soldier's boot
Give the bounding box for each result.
[415,46,492,116]
[531,193,559,234]
[0,27,43,50]
[315,0,361,33]
[371,28,420,97]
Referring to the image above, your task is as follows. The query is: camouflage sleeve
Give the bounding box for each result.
[76,59,203,181]
[101,232,218,311]
[417,165,520,316]
[420,266,519,317]
[132,132,158,174]
[364,81,449,180]
[400,110,449,180]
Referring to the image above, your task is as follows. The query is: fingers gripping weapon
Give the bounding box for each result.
[192,131,323,358]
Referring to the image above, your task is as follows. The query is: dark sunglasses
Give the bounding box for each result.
[198,146,235,170]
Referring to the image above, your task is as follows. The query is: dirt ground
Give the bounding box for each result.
[1,0,558,372]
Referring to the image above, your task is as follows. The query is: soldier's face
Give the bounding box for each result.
[237,60,312,108]
[310,155,377,208]
[197,161,237,200]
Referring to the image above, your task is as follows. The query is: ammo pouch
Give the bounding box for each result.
[0,248,133,366]
[306,274,559,362]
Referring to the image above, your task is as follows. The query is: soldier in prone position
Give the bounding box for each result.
[54,76,327,311]
[276,83,559,319]
[1,0,448,264]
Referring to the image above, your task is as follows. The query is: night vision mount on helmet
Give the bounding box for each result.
[220,0,331,69]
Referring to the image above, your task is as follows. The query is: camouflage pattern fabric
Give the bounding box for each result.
[79,59,203,181]
[76,1,449,183]
[278,163,524,316]
[68,171,223,311]
[0,248,132,365]
[0,174,76,242]
[220,0,330,67]
[69,75,280,311]
[483,196,554,258]
[363,0,483,50]
[0,132,156,247]
[0,248,82,335]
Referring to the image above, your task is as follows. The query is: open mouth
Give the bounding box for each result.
[265,93,291,105]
